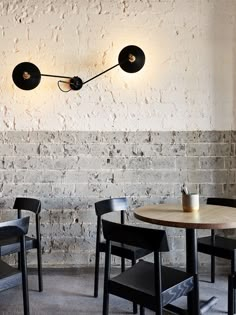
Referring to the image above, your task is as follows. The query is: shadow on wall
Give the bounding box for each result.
[211,1,235,129]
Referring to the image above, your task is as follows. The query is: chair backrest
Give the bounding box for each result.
[102,219,170,313]
[102,219,169,252]
[0,217,30,240]
[207,198,236,236]
[95,198,128,217]
[95,198,128,244]
[13,197,41,215]
[207,198,236,208]
[13,197,41,241]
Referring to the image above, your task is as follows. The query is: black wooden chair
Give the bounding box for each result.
[0,197,43,292]
[94,198,152,314]
[102,219,198,315]
[0,217,30,315]
[198,198,236,282]
[197,198,236,314]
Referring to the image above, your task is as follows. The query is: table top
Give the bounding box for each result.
[134,203,236,229]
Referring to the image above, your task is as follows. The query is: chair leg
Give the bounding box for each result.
[132,258,138,314]
[121,257,125,272]
[94,250,100,297]
[133,303,138,314]
[210,254,215,283]
[103,291,109,315]
[234,288,236,315]
[37,246,43,292]
[22,266,30,315]
[228,274,234,315]
[156,304,162,315]
[21,240,29,315]
[231,260,236,313]
[193,274,200,315]
[140,306,145,315]
[103,245,110,315]
[18,252,21,270]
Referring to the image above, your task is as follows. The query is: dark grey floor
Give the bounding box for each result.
[0,268,229,314]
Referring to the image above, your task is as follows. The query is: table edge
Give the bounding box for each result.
[134,210,236,230]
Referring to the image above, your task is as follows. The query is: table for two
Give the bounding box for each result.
[134,203,236,314]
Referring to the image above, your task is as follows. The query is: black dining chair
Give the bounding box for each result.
[198,198,236,282]
[197,198,236,314]
[102,219,198,315]
[0,197,43,292]
[94,197,152,314]
[0,216,30,315]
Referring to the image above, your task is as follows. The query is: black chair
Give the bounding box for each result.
[94,198,152,314]
[0,197,43,292]
[0,217,30,315]
[198,198,236,283]
[197,198,236,315]
[102,219,198,315]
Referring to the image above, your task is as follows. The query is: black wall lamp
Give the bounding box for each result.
[12,45,145,92]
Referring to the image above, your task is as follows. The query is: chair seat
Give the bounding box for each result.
[0,236,37,256]
[108,260,194,310]
[99,241,152,260]
[198,235,236,259]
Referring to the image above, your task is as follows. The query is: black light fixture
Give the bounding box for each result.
[12,45,145,92]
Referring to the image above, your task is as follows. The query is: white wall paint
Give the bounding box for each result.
[0,0,235,131]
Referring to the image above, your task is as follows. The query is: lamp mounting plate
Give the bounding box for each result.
[70,76,83,90]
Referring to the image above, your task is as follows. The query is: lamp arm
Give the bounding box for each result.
[41,73,72,79]
[42,63,120,91]
[41,62,120,86]
[83,63,120,85]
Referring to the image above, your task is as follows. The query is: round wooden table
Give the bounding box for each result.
[134,203,236,314]
[134,203,236,230]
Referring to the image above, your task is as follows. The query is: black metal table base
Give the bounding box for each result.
[164,228,219,314]
[200,297,218,313]
[164,296,218,314]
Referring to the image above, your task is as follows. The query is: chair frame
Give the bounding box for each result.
[0,217,30,315]
[102,219,198,315]
[197,197,236,315]
[94,198,126,297]
[94,197,152,314]
[197,198,236,281]
[0,197,43,292]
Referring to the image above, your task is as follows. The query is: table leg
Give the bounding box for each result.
[165,229,218,315]
[186,229,218,315]
[186,228,199,314]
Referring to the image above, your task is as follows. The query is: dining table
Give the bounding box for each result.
[134,202,236,314]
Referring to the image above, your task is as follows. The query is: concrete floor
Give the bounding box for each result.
[0,268,230,314]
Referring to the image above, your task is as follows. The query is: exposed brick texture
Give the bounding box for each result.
[0,130,235,268]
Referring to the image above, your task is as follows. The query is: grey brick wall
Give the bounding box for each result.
[0,130,235,269]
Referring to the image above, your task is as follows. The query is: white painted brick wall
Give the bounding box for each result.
[0,0,235,131]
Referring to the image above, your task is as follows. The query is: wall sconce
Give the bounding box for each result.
[12,45,145,92]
